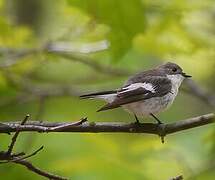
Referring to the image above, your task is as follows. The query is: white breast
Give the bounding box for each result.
[122,93,175,116]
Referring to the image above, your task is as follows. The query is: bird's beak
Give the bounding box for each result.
[182,72,192,78]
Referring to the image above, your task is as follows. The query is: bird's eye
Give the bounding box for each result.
[172,68,177,72]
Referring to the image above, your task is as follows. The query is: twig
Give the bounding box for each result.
[6,114,30,155]
[0,48,39,68]
[0,114,69,180]
[13,159,68,180]
[0,113,214,137]
[49,117,88,131]
[0,146,44,163]
[47,40,109,54]
[184,79,215,107]
[51,52,129,76]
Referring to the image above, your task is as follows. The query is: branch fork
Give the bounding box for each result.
[0,115,68,180]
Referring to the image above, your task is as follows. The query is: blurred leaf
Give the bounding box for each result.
[0,18,34,47]
[67,0,146,60]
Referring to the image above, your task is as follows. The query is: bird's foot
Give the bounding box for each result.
[133,114,141,125]
[150,113,163,124]
[134,121,141,126]
[157,120,163,125]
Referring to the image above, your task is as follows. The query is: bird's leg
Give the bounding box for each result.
[134,114,140,124]
[150,113,165,143]
[150,113,163,124]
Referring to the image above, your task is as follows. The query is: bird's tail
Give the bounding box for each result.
[80,90,119,112]
[80,90,117,99]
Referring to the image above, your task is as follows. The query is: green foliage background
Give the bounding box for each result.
[0,0,215,179]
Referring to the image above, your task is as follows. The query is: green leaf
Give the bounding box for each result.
[67,0,146,60]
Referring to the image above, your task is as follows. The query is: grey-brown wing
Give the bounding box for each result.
[97,76,172,111]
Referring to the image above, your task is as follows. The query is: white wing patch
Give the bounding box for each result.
[89,83,156,103]
[122,83,155,93]
[95,94,117,103]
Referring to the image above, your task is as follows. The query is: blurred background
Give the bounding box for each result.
[0,0,215,179]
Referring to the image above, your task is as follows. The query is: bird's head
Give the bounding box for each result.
[158,62,191,78]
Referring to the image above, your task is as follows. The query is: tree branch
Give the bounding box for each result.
[0,114,69,180]
[184,79,215,107]
[0,114,214,179]
[1,45,215,108]
[0,114,214,137]
[50,52,129,76]
[0,146,44,163]
[12,159,67,180]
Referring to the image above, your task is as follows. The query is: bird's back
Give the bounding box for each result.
[125,68,166,86]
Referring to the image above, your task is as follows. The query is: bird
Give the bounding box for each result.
[80,62,191,124]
